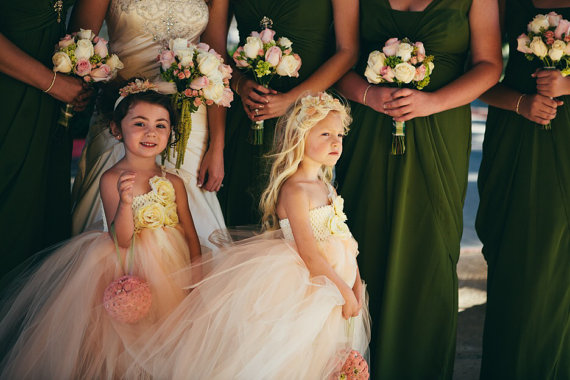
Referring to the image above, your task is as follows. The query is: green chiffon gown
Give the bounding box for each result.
[0,0,73,278]
[218,0,334,226]
[335,0,473,378]
[476,0,570,378]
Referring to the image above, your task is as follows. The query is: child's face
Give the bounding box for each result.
[304,112,344,167]
[119,101,171,159]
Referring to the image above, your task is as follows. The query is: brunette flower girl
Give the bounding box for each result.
[0,79,201,379]
[127,92,370,379]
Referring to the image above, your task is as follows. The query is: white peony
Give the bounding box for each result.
[396,42,414,62]
[52,52,73,73]
[393,62,416,83]
[528,14,550,33]
[243,36,263,59]
[75,39,94,60]
[529,36,548,57]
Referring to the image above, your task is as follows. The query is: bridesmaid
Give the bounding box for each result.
[0,0,90,278]
[476,0,570,378]
[218,0,358,226]
[335,0,501,377]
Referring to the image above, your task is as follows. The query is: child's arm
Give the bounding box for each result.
[167,174,202,262]
[281,184,360,320]
[100,170,135,248]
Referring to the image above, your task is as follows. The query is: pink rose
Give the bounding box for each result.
[233,47,249,68]
[74,58,92,77]
[218,87,234,107]
[90,64,111,82]
[250,31,260,38]
[416,53,425,62]
[380,66,395,82]
[219,63,232,80]
[196,42,210,51]
[190,76,209,89]
[548,11,562,27]
[516,34,532,53]
[383,38,400,56]
[265,45,282,66]
[178,72,186,80]
[184,89,193,97]
[409,56,418,65]
[209,49,222,60]
[259,28,276,43]
[414,41,425,56]
[159,49,176,70]
[194,98,203,107]
[414,65,426,81]
[58,35,74,48]
[94,38,108,57]
[293,53,302,72]
[554,19,570,39]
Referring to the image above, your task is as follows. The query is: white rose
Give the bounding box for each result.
[278,37,292,49]
[243,36,263,59]
[364,66,381,84]
[367,50,386,73]
[176,48,194,67]
[105,54,124,71]
[396,42,414,62]
[528,14,550,33]
[393,62,416,83]
[202,80,225,103]
[170,38,189,54]
[549,40,566,61]
[197,52,221,76]
[206,69,223,84]
[328,215,351,238]
[77,28,94,40]
[275,55,299,77]
[75,39,94,60]
[52,52,73,73]
[529,36,548,57]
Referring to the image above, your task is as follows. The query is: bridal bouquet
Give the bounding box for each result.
[159,39,233,168]
[52,28,124,128]
[232,16,302,145]
[517,11,570,130]
[364,38,434,155]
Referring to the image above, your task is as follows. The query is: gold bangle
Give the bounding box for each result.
[515,93,526,114]
[43,71,57,93]
[362,84,372,106]
[234,76,244,96]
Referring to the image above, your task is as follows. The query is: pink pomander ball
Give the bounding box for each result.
[338,350,369,380]
[103,275,152,324]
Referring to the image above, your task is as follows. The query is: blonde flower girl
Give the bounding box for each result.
[127,92,370,379]
[0,80,202,379]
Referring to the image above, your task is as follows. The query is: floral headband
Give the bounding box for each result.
[296,92,343,126]
[113,79,159,110]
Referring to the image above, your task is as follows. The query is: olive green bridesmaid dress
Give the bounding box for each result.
[0,0,73,278]
[476,0,570,378]
[336,0,473,377]
[218,0,334,226]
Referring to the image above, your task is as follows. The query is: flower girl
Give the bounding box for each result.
[0,80,202,379]
[128,92,370,379]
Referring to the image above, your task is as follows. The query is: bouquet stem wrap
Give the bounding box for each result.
[57,104,74,129]
[248,83,269,146]
[391,120,406,155]
[164,95,193,169]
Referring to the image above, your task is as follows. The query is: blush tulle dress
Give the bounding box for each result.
[0,175,192,379]
[125,184,371,379]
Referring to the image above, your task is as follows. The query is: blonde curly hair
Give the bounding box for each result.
[259,92,351,231]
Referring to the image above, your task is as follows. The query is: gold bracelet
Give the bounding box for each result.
[515,93,526,115]
[234,76,244,96]
[362,84,372,106]
[43,71,57,93]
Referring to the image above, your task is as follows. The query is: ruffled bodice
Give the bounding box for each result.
[132,176,179,232]
[106,0,208,80]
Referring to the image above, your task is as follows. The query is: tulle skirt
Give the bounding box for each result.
[127,231,371,380]
[0,226,191,379]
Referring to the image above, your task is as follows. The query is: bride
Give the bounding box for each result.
[69,0,228,249]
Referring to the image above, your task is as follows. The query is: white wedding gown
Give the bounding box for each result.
[71,0,227,250]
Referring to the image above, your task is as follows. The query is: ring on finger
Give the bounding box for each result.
[254,108,259,116]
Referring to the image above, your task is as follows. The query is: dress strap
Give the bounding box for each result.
[326,182,335,201]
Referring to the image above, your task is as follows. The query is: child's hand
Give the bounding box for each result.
[342,290,360,320]
[117,171,135,205]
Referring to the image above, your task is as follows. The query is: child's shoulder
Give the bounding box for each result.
[100,166,122,188]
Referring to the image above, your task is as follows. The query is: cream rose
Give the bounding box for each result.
[275,55,299,77]
[393,62,416,83]
[278,37,292,49]
[106,54,124,71]
[243,36,263,59]
[364,66,381,84]
[75,39,95,60]
[77,28,94,40]
[367,50,386,73]
[135,203,165,230]
[196,52,220,75]
[529,14,550,34]
[176,48,194,67]
[149,177,176,205]
[530,36,548,57]
[549,40,566,61]
[328,215,351,238]
[164,203,179,226]
[332,196,347,221]
[396,42,414,62]
[202,80,225,103]
[52,52,73,73]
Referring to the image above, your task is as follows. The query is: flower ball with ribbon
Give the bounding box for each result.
[364,38,434,155]
[159,39,233,167]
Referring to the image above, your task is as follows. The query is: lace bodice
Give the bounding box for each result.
[132,176,179,231]
[279,185,352,242]
[106,0,209,80]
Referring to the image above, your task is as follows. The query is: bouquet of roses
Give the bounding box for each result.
[364,37,434,155]
[517,11,570,130]
[336,350,369,380]
[159,39,233,168]
[52,28,124,128]
[232,16,302,145]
